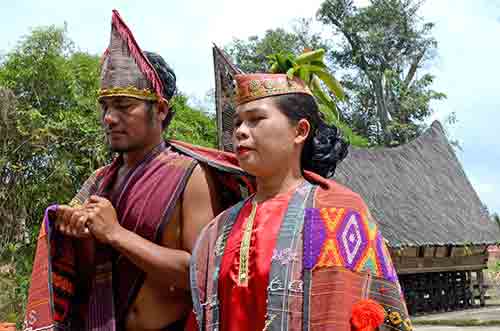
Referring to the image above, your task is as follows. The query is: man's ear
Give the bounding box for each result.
[155,101,168,123]
[295,119,311,145]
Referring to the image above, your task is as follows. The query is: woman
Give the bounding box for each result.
[188,73,412,331]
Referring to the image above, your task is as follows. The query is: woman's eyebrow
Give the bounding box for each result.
[233,108,260,119]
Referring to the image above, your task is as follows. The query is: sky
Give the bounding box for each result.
[1,0,499,213]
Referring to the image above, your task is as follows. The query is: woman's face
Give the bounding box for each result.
[232,97,309,177]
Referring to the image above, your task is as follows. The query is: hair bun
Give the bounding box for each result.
[310,121,349,178]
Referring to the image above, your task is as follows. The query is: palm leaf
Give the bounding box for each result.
[297,65,345,101]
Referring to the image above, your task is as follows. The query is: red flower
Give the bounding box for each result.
[351,299,385,331]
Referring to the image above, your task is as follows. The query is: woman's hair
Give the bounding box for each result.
[271,93,349,178]
[144,51,177,129]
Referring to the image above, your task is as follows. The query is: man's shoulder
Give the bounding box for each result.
[162,147,198,170]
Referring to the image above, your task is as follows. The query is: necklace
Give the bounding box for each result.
[236,178,305,286]
[237,198,258,287]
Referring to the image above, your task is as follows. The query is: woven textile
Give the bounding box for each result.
[304,207,398,283]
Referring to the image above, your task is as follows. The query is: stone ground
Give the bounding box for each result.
[415,327,500,331]
[413,305,500,331]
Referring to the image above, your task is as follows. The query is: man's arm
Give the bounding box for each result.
[182,164,222,253]
[85,164,220,291]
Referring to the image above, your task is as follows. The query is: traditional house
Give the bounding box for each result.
[335,121,500,313]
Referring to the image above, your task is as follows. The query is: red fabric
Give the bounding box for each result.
[218,191,292,331]
[184,312,197,331]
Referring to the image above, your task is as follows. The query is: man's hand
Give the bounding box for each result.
[85,195,123,245]
[55,205,91,238]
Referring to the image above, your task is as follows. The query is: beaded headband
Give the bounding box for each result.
[234,73,313,106]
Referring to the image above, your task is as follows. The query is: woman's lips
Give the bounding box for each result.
[236,146,252,155]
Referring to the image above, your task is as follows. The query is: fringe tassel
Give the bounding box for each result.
[100,48,109,65]
[111,9,165,104]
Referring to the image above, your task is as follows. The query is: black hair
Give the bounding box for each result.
[271,93,349,178]
[144,51,177,129]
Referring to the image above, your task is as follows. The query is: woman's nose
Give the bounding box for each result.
[234,123,250,141]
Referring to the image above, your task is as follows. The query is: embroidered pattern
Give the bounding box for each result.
[384,308,413,331]
[238,200,258,286]
[235,75,313,105]
[272,248,299,265]
[98,86,163,101]
[201,295,219,308]
[267,276,303,293]
[214,234,225,256]
[303,208,398,282]
[262,314,277,331]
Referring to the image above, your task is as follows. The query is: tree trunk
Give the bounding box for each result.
[372,77,391,145]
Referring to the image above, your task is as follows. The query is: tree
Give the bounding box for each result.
[317,0,446,145]
[0,26,106,237]
[226,19,328,73]
[167,94,217,148]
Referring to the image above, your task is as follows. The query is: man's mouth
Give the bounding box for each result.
[106,131,126,136]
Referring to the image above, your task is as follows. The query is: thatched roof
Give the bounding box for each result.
[335,121,500,248]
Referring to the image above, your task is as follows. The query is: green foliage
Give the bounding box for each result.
[264,49,369,147]
[267,49,344,118]
[320,105,370,147]
[0,242,35,326]
[167,95,217,148]
[0,25,106,233]
[225,19,328,73]
[318,0,446,145]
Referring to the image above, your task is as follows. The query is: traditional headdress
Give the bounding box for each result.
[234,73,313,106]
[98,10,173,105]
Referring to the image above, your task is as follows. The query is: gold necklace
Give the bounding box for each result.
[237,198,258,287]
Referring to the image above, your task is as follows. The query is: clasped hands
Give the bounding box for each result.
[55,195,122,244]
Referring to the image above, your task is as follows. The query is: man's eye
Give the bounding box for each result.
[117,104,132,111]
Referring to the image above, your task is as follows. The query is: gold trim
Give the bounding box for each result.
[68,199,82,209]
[236,85,312,106]
[238,199,258,287]
[98,86,159,101]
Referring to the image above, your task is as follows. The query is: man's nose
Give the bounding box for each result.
[103,108,119,126]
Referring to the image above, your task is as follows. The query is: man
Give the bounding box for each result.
[24,10,246,331]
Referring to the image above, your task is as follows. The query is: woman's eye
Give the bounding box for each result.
[250,116,264,123]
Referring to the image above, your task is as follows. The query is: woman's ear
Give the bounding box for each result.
[295,119,311,145]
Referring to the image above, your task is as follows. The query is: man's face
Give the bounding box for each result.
[99,96,160,153]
